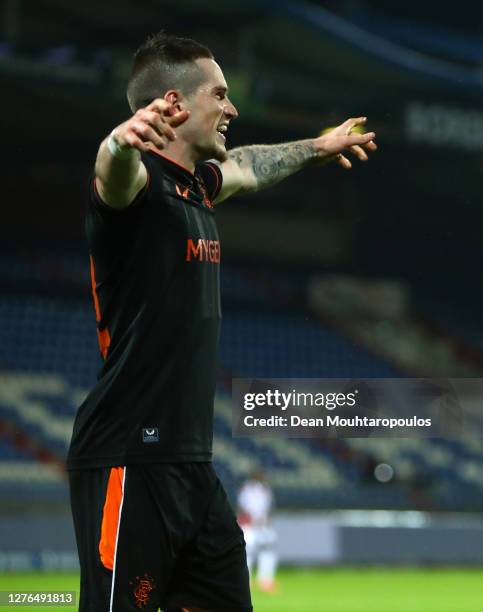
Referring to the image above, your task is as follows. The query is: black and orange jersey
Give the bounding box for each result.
[67,150,223,469]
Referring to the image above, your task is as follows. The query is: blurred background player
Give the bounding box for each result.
[238,469,278,592]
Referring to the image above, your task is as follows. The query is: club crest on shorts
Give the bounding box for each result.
[129,573,155,608]
[142,427,159,443]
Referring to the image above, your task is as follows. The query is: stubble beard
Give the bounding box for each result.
[211,145,228,162]
[194,139,228,163]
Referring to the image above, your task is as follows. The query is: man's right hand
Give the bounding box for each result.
[95,99,190,209]
[111,99,190,153]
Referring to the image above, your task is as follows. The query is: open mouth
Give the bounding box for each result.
[216,124,228,142]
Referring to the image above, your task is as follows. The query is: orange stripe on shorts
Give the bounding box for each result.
[99,467,125,571]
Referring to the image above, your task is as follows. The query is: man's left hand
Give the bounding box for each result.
[314,117,377,169]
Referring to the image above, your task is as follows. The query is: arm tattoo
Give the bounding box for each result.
[228,149,244,167]
[228,139,317,192]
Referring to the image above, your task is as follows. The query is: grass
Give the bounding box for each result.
[0,567,481,611]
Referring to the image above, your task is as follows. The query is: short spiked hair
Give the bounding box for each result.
[127,31,214,112]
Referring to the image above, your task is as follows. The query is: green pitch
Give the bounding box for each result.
[0,568,481,611]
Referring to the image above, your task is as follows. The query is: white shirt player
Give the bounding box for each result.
[237,476,278,592]
[238,479,273,526]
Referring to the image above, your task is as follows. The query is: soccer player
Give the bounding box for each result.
[67,31,377,612]
[238,470,278,593]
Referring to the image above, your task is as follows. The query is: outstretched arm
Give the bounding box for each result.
[213,117,377,203]
[95,99,189,209]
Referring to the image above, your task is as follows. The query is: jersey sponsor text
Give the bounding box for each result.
[186,238,221,263]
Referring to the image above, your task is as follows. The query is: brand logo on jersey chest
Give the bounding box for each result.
[175,184,190,199]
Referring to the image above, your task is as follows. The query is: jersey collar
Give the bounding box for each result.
[146,147,195,185]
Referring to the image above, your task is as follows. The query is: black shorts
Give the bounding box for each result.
[69,463,252,612]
